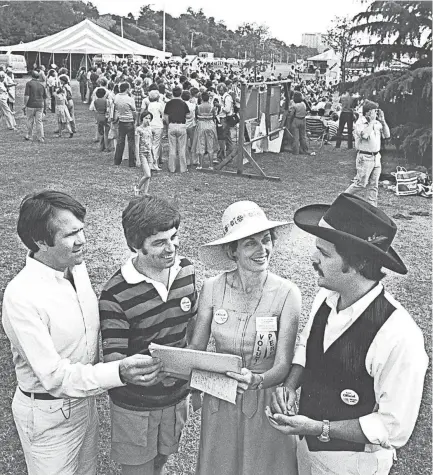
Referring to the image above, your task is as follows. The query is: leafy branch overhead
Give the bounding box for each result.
[350,1,432,65]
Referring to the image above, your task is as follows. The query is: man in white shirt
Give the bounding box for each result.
[344,99,390,207]
[268,193,428,475]
[2,190,164,475]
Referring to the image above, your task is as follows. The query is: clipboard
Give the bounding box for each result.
[148,343,242,379]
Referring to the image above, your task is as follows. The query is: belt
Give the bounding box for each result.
[358,150,379,156]
[20,388,60,400]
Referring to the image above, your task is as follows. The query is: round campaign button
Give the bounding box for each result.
[214,308,229,324]
[180,297,191,312]
[340,389,360,406]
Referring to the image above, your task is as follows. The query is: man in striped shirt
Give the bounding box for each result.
[99,195,198,475]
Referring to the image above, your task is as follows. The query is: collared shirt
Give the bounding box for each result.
[121,255,183,302]
[354,116,389,153]
[2,255,123,398]
[24,78,46,108]
[293,284,428,451]
[114,92,136,123]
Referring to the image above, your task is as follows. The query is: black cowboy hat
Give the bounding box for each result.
[294,193,407,274]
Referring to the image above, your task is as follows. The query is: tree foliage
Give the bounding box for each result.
[350,1,432,66]
[345,67,432,165]
[0,1,317,61]
[323,16,360,85]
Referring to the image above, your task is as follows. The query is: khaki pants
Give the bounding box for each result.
[12,387,98,475]
[26,107,44,140]
[168,123,187,173]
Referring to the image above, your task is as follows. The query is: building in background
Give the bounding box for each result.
[301,33,326,53]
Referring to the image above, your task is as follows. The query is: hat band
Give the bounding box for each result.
[319,218,390,249]
[222,209,264,235]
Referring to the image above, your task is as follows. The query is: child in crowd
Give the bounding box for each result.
[53,87,73,138]
[94,88,110,152]
[134,111,153,195]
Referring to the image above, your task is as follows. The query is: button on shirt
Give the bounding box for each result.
[2,255,123,398]
[114,92,136,123]
[293,284,428,451]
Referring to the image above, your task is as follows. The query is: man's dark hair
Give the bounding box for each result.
[17,191,86,253]
[119,82,130,93]
[334,241,386,281]
[201,91,210,102]
[181,90,191,101]
[172,86,183,97]
[95,88,106,98]
[122,195,180,251]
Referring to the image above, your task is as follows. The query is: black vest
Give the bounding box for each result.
[299,290,395,452]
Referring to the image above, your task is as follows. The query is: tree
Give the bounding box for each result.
[323,16,360,85]
[237,23,269,79]
[350,1,432,66]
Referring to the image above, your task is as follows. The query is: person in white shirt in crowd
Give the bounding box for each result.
[216,83,235,159]
[268,193,428,475]
[0,69,17,131]
[142,90,164,171]
[2,190,166,475]
[344,100,390,207]
[5,67,17,111]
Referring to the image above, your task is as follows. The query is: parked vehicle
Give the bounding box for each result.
[0,53,27,77]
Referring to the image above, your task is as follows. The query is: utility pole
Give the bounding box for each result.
[120,17,124,38]
[191,31,194,49]
[162,3,166,52]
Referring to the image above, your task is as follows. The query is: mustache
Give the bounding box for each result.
[312,262,324,276]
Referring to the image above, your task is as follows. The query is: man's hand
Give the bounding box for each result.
[265,407,321,436]
[270,386,297,415]
[119,354,163,386]
[377,109,385,122]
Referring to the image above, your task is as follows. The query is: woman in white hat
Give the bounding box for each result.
[190,201,300,475]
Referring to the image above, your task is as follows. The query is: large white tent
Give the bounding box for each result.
[3,19,170,58]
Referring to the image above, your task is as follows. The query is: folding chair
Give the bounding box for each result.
[306,117,327,150]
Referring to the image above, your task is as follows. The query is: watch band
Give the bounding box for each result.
[317,419,331,442]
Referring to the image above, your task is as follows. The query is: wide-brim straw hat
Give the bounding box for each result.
[293,193,407,274]
[199,201,292,271]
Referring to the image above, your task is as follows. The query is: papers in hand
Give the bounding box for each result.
[190,369,238,404]
[148,343,242,379]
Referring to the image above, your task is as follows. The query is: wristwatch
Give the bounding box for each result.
[252,373,264,390]
[317,419,331,443]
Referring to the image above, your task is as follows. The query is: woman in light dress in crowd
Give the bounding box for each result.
[191,91,219,169]
[53,86,73,138]
[189,201,300,475]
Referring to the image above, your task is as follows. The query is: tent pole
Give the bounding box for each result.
[69,52,72,78]
[53,51,55,66]
[85,53,88,72]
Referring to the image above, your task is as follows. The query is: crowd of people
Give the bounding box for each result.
[0,56,404,207]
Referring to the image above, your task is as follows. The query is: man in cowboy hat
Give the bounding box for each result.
[268,193,428,475]
[344,99,390,207]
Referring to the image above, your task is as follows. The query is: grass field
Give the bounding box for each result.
[0,80,431,475]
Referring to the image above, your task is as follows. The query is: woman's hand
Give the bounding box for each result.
[226,368,257,394]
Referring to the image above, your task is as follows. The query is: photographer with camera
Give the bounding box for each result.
[344,100,390,207]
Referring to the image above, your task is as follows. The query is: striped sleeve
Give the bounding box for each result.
[99,289,130,357]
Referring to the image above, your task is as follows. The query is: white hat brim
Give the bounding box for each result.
[199,221,293,271]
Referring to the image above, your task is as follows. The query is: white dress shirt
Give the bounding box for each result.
[2,254,123,398]
[293,284,428,451]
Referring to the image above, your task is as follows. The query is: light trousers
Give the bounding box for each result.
[168,123,187,173]
[26,107,44,140]
[296,436,393,475]
[345,152,381,207]
[12,387,98,475]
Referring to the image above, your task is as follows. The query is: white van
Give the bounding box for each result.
[0,54,28,77]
